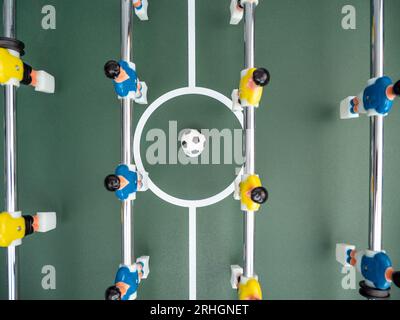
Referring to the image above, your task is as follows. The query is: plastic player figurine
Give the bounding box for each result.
[0,211,56,247]
[230,265,262,300]
[105,256,149,300]
[0,45,55,93]
[106,264,142,301]
[336,244,400,291]
[229,0,259,25]
[238,277,263,300]
[133,0,149,21]
[235,174,268,211]
[232,68,270,111]
[104,164,148,201]
[104,60,148,103]
[340,76,400,119]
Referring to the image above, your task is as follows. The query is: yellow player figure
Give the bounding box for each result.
[232,67,270,109]
[0,47,55,93]
[239,174,268,211]
[0,212,56,247]
[238,277,263,300]
[0,48,23,84]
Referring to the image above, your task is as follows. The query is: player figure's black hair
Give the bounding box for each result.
[251,187,268,204]
[104,174,121,192]
[105,285,121,300]
[393,80,400,96]
[392,271,400,288]
[104,60,121,79]
[253,68,270,87]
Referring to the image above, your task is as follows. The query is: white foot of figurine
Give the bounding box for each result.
[35,71,55,94]
[137,256,150,279]
[233,175,241,200]
[128,291,137,300]
[336,243,355,267]
[135,81,148,104]
[230,265,243,289]
[36,212,57,232]
[135,0,149,21]
[232,89,242,112]
[138,171,149,192]
[340,96,359,119]
[230,0,244,25]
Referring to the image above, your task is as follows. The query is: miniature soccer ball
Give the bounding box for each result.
[180,129,206,158]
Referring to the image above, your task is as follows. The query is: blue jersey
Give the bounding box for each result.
[115,266,139,301]
[113,60,138,98]
[361,252,392,290]
[363,76,394,115]
[115,164,138,201]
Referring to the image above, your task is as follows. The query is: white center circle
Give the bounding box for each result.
[133,87,244,208]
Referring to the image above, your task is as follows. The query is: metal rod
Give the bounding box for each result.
[243,2,256,278]
[369,0,384,252]
[121,0,133,266]
[3,0,18,301]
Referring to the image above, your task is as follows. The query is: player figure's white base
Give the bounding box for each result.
[135,81,148,104]
[336,243,356,267]
[230,264,243,289]
[35,71,55,94]
[4,78,20,87]
[230,0,244,25]
[231,89,243,112]
[240,274,258,285]
[127,193,136,201]
[135,0,149,21]
[233,175,241,201]
[36,212,57,232]
[137,255,150,279]
[138,171,149,192]
[128,291,137,300]
[340,96,359,119]
[230,0,259,25]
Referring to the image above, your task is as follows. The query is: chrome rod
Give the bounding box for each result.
[121,0,133,266]
[3,0,18,301]
[243,2,256,278]
[369,0,384,252]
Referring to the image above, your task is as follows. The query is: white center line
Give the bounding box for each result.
[189,206,197,300]
[188,0,196,88]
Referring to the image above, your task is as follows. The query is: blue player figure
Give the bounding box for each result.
[104,164,148,201]
[340,76,400,119]
[105,256,150,300]
[336,244,400,292]
[104,60,148,103]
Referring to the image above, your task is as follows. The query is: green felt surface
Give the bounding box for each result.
[0,0,400,300]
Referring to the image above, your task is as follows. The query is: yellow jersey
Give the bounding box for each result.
[240,174,262,211]
[239,68,264,107]
[0,212,26,247]
[0,48,24,84]
[238,278,263,300]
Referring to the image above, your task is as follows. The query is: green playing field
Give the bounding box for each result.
[1,0,400,300]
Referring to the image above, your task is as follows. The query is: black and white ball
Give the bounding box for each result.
[180,129,206,158]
